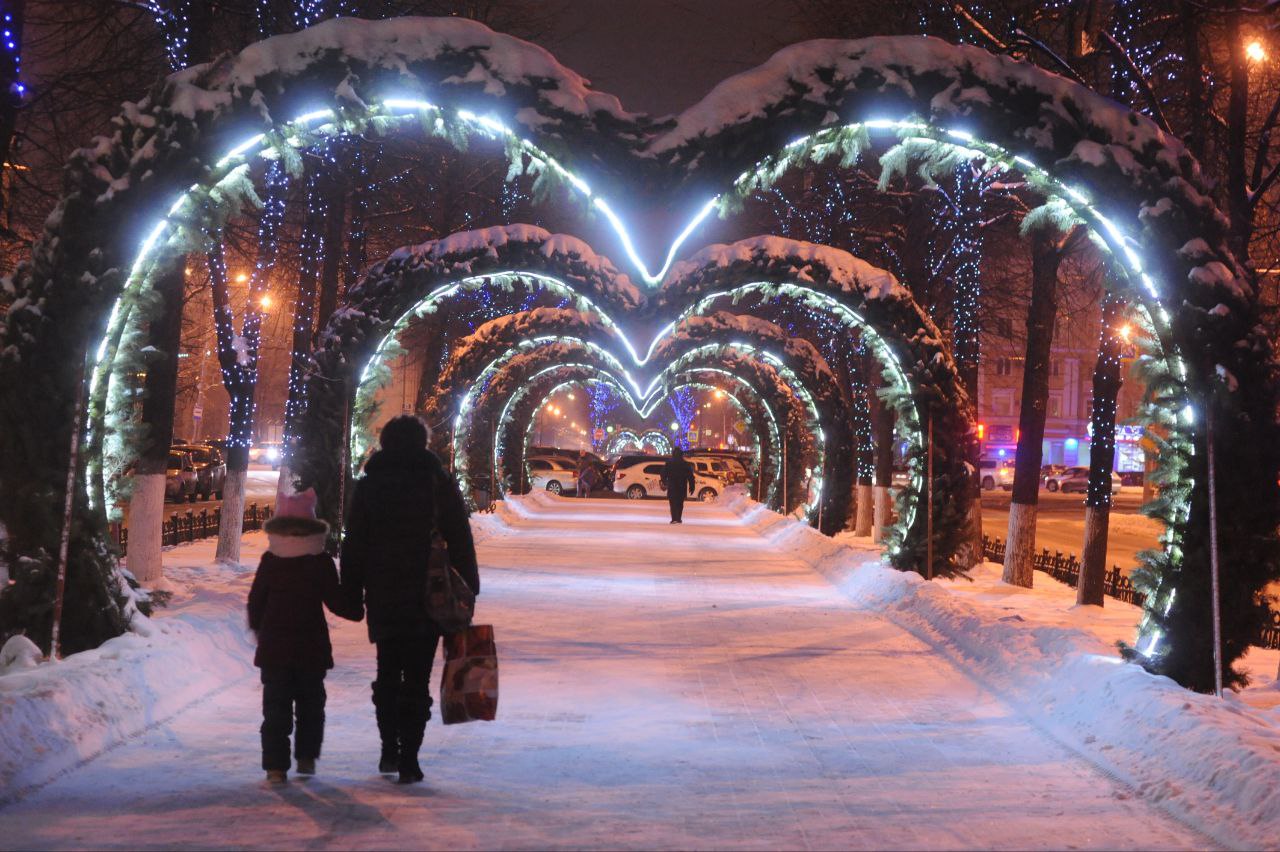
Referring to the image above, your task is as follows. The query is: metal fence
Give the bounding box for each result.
[980,535,1146,607]
[109,503,274,554]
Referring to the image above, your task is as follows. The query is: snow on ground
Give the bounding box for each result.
[0,492,1275,849]
[0,537,261,799]
[725,491,1280,849]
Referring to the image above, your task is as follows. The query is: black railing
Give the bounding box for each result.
[982,534,1280,650]
[109,503,274,554]
[981,535,1145,607]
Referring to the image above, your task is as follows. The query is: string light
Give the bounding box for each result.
[668,387,696,448]
[3,8,22,98]
[146,1,193,71]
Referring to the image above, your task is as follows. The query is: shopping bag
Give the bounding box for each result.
[440,624,498,724]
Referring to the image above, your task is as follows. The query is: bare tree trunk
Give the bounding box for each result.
[950,175,985,570]
[870,383,895,543]
[1225,4,1253,267]
[1078,296,1125,605]
[281,172,326,451]
[852,355,875,536]
[1003,229,1070,588]
[315,169,347,334]
[1179,1,1208,162]
[213,165,285,562]
[126,264,186,585]
[344,150,370,293]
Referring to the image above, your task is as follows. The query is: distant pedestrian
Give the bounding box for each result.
[340,415,479,784]
[661,447,697,524]
[576,454,599,497]
[247,488,360,785]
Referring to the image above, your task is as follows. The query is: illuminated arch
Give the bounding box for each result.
[1,19,1270,686]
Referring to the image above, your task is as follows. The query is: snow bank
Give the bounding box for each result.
[0,538,262,800]
[717,489,1280,850]
[0,505,513,802]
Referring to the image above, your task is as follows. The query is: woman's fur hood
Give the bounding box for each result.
[263,514,329,558]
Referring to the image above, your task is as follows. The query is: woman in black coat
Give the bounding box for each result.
[340,415,479,783]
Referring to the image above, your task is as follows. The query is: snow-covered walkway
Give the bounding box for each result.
[1,497,1209,849]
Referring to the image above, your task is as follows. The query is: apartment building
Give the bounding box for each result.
[976,309,1146,474]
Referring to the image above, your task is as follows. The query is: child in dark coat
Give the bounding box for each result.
[247,488,361,784]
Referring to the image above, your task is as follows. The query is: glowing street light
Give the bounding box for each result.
[235,272,249,283]
[670,421,679,432]
[259,294,273,310]
[1118,323,1132,342]
[1247,40,1267,62]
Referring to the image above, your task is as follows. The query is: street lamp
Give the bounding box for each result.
[1247,40,1267,63]
[259,294,273,310]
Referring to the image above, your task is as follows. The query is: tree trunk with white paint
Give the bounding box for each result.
[1003,501,1038,588]
[870,379,895,543]
[215,466,246,564]
[126,474,166,584]
[1002,227,1074,588]
[1079,505,1110,606]
[125,263,186,587]
[855,483,873,536]
[872,486,891,543]
[1079,295,1125,606]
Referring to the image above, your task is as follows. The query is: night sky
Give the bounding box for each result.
[543,0,811,116]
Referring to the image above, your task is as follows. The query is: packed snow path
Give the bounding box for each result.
[2,498,1204,850]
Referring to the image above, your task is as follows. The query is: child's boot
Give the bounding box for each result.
[296,758,316,776]
[266,769,287,784]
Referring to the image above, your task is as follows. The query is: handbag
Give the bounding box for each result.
[423,474,476,635]
[440,624,498,724]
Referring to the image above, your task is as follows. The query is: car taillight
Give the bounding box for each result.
[617,472,626,480]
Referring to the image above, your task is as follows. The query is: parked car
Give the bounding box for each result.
[612,457,722,502]
[1040,464,1066,481]
[165,449,198,502]
[1043,466,1122,494]
[249,441,283,470]
[527,456,578,495]
[688,455,733,484]
[184,444,227,500]
[689,453,747,485]
[978,457,1015,491]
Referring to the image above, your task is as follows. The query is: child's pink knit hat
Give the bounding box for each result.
[275,487,318,519]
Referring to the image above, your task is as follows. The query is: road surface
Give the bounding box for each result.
[981,487,1160,572]
[0,497,1200,849]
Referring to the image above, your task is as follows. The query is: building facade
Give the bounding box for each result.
[976,309,1146,474]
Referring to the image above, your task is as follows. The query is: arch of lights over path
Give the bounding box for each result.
[1,16,1274,689]
[328,230,930,541]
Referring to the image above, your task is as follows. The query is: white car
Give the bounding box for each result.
[527,456,578,495]
[688,456,736,484]
[613,458,722,502]
[978,457,1015,491]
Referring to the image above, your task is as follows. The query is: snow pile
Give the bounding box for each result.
[0,538,263,800]
[381,225,643,310]
[174,17,635,130]
[0,501,511,802]
[667,236,904,301]
[0,635,42,675]
[717,490,1280,849]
